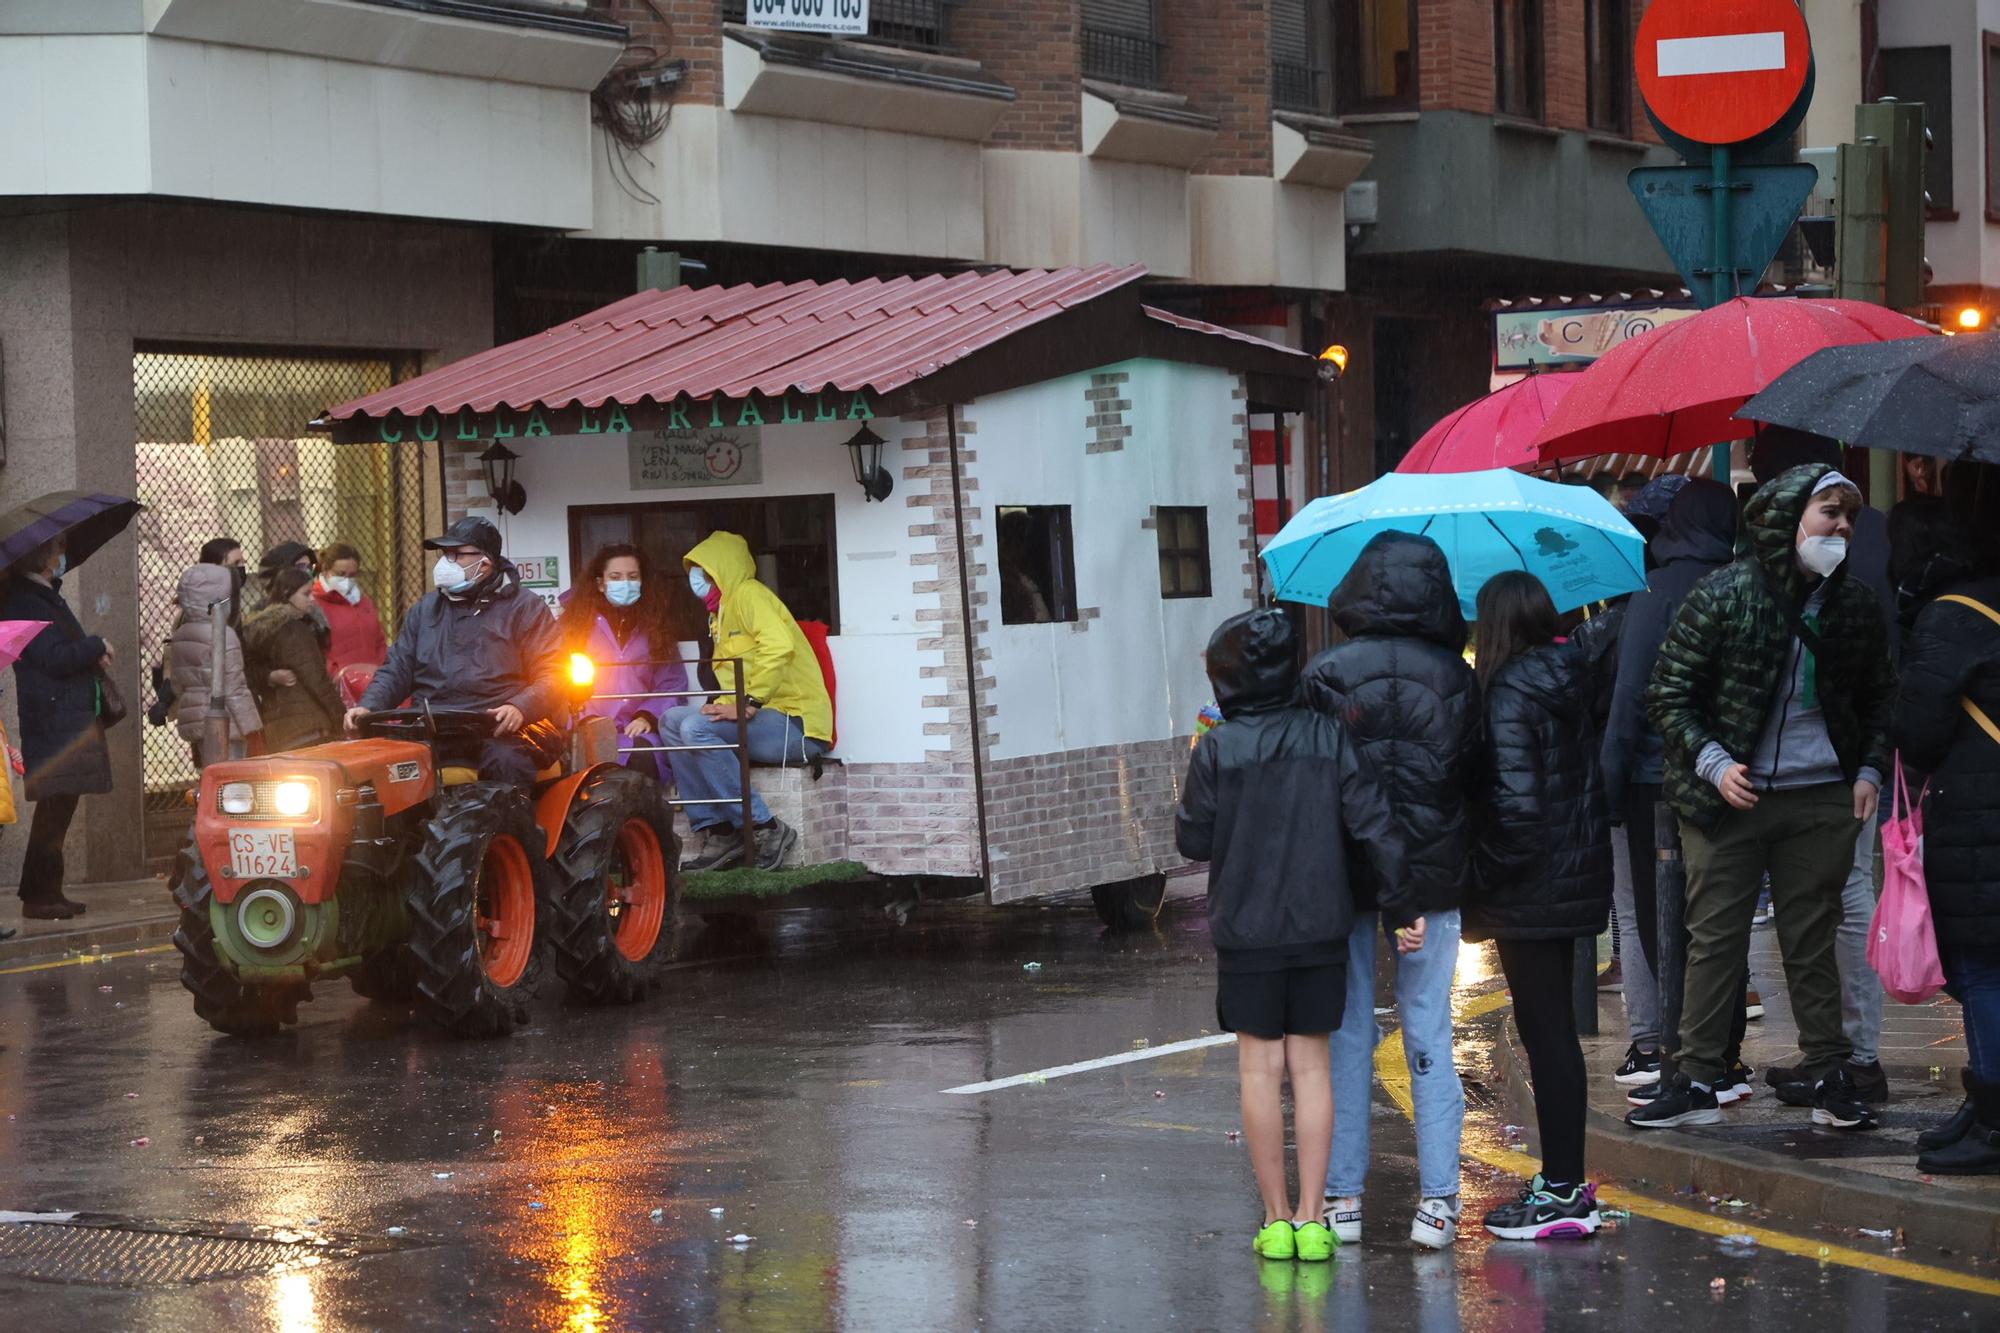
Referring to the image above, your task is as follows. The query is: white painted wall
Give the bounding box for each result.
[970,361,1251,762]
[0,32,603,228]
[489,419,943,767]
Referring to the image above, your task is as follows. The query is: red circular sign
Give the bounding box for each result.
[1636,0,1812,146]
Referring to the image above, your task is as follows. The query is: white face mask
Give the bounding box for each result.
[433,555,481,595]
[326,574,361,605]
[688,566,712,599]
[1797,534,1848,578]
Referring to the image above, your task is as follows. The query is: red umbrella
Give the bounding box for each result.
[1532,297,1934,463]
[1396,372,1582,474]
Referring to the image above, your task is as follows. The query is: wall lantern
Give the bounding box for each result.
[843,423,894,502]
[1316,343,1349,381]
[480,440,526,515]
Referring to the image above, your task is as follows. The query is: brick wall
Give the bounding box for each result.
[1159,1,1273,176]
[1417,0,1659,141]
[587,0,725,105]
[953,1,1082,149]
[982,736,1191,902]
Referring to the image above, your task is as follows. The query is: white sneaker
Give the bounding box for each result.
[1321,1196,1362,1245]
[1410,1195,1460,1249]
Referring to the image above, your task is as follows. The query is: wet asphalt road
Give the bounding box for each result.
[0,899,1993,1330]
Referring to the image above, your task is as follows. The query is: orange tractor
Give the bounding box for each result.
[172,704,680,1037]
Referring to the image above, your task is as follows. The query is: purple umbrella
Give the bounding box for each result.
[0,491,143,574]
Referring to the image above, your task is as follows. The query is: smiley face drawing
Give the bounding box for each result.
[704,433,745,480]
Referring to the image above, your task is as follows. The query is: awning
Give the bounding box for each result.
[320,265,1316,444]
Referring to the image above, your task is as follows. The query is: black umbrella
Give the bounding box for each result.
[0,490,143,574]
[1736,333,2000,461]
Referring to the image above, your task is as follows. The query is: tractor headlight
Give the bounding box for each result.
[219,782,256,815]
[272,781,313,818]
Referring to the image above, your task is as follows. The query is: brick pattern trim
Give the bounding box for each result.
[1231,378,1256,600]
[982,735,1192,903]
[1084,369,1132,455]
[442,440,485,523]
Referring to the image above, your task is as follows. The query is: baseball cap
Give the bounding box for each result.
[422,516,502,560]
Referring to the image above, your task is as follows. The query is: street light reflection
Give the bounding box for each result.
[271,1270,318,1333]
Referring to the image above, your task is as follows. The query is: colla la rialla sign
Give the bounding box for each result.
[340,389,879,446]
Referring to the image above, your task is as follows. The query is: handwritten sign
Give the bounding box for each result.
[628,427,763,491]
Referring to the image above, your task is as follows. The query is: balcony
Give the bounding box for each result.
[1082,26,1163,89]
[1271,61,1328,115]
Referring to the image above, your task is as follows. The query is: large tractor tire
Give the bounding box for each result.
[546,767,682,1005]
[405,783,552,1038]
[171,836,310,1037]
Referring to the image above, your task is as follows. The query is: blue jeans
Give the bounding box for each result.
[1943,943,2000,1082]
[1326,910,1464,1201]
[659,705,825,830]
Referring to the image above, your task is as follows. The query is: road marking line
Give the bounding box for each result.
[941,1033,1237,1095]
[1377,988,2000,1297]
[0,943,175,977]
[1656,32,1786,78]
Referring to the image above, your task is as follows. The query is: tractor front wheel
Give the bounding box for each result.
[546,768,682,1005]
[171,836,309,1037]
[405,783,551,1038]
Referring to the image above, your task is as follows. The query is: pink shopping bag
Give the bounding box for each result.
[1868,757,1946,1005]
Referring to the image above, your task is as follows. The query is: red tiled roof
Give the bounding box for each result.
[326,264,1152,423]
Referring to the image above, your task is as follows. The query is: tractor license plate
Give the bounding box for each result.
[228,829,298,879]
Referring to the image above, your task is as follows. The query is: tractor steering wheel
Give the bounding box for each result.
[355,704,499,745]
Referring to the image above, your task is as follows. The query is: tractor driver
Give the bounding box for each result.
[344,516,566,788]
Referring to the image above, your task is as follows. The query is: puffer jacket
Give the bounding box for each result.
[1468,642,1613,941]
[1647,464,1896,833]
[1176,608,1412,965]
[1,575,113,800]
[1600,479,1738,811]
[358,561,565,721]
[1892,576,2000,949]
[241,604,344,752]
[167,564,262,748]
[1567,599,1624,736]
[1300,531,1481,914]
[685,531,831,743]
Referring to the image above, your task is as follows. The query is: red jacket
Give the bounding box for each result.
[312,579,389,672]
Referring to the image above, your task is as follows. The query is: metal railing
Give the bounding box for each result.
[721,0,952,51]
[1271,61,1327,114]
[1081,25,1163,88]
[589,657,757,869]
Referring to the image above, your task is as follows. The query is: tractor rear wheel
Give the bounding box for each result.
[546,768,682,1005]
[405,783,551,1038]
[171,836,310,1037]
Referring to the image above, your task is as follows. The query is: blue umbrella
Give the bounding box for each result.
[1262,469,1647,616]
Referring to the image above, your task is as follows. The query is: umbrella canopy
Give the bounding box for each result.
[1261,469,1646,616]
[1532,297,1933,463]
[0,621,52,673]
[0,491,142,574]
[1396,372,1582,474]
[1736,333,2000,461]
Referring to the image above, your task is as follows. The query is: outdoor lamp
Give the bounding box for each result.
[843,423,894,502]
[1958,307,1986,332]
[479,441,527,516]
[1317,344,1350,381]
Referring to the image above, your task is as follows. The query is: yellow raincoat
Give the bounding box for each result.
[684,532,832,744]
[0,719,18,825]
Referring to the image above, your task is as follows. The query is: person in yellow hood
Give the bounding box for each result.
[664,531,832,871]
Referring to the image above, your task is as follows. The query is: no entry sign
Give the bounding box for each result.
[1637,0,1812,146]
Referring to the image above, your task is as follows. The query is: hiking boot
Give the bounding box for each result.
[1482,1177,1600,1241]
[1811,1065,1881,1131]
[1613,1043,1662,1087]
[682,826,746,872]
[1626,1073,1722,1129]
[753,818,799,870]
[1918,1071,1978,1152]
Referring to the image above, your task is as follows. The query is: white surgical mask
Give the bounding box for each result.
[605,578,642,608]
[1797,534,1848,578]
[688,567,712,599]
[326,574,361,604]
[433,555,476,595]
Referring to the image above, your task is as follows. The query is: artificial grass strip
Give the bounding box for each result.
[682,860,871,900]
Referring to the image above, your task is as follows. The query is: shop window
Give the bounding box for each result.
[1333,0,1416,114]
[1494,0,1543,122]
[1883,46,1954,214]
[1156,507,1212,600]
[1082,0,1162,88]
[569,494,839,643]
[1585,0,1630,136]
[998,505,1078,626]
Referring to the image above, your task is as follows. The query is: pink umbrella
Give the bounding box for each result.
[0,620,49,673]
[1396,373,1583,474]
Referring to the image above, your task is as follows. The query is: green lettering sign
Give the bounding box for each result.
[847,393,874,421]
[415,410,441,442]
[813,393,838,422]
[781,393,805,425]
[606,404,632,433]
[578,407,603,435]
[667,399,692,430]
[379,417,403,444]
[493,414,516,439]
[525,409,551,438]
[708,398,725,429]
[455,409,481,441]
[736,398,764,427]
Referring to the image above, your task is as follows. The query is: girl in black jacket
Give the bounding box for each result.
[1469,572,1613,1240]
[1890,499,2000,1175]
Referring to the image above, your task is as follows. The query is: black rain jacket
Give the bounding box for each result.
[1891,576,2000,950]
[1,576,112,800]
[1176,608,1412,969]
[1300,532,1481,914]
[1468,641,1613,941]
[358,563,566,723]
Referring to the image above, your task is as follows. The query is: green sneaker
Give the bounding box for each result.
[1292,1220,1336,1262]
[1252,1218,1297,1259]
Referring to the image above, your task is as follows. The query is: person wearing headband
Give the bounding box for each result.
[1633,463,1895,1136]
